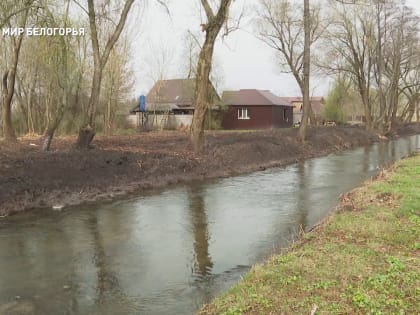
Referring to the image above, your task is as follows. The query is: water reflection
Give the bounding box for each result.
[0,134,419,315]
[296,163,309,230]
[187,185,213,277]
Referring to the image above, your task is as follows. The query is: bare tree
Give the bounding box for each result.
[9,2,90,139]
[1,1,33,142]
[143,40,174,85]
[374,0,386,132]
[101,38,134,134]
[256,0,325,140]
[0,1,38,29]
[380,2,419,132]
[399,49,420,124]
[41,0,75,151]
[75,0,135,149]
[320,1,376,129]
[321,0,420,133]
[183,31,201,79]
[190,0,235,152]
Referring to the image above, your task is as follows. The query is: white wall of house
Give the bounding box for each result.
[173,115,193,127]
[293,112,302,124]
[128,113,193,129]
[128,112,207,130]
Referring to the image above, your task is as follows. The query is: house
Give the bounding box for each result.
[282,97,325,124]
[131,78,220,129]
[221,89,293,129]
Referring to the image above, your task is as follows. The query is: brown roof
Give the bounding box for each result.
[222,89,293,106]
[132,78,220,112]
[147,78,195,106]
[281,96,325,115]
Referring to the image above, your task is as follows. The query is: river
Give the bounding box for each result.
[0,134,419,315]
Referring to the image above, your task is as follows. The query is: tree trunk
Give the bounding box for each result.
[75,0,134,149]
[27,75,36,135]
[389,95,400,132]
[405,105,414,124]
[298,0,310,141]
[88,68,102,127]
[105,99,111,135]
[42,128,55,151]
[190,0,232,152]
[190,41,213,152]
[41,0,72,151]
[2,71,16,142]
[376,0,386,134]
[76,65,102,149]
[358,81,372,131]
[42,98,67,151]
[105,79,114,135]
[77,125,96,149]
[402,93,416,124]
[1,6,28,142]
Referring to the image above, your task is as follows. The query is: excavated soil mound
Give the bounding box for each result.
[1,125,418,216]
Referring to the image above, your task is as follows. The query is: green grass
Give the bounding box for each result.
[200,154,420,315]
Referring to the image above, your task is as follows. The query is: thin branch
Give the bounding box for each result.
[0,0,37,29]
[72,0,89,15]
[155,0,170,17]
[201,0,214,20]
[101,0,136,67]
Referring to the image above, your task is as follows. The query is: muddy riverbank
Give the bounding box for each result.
[0,125,419,216]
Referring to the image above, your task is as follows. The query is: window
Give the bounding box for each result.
[238,108,250,120]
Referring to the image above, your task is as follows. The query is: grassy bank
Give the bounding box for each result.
[200,154,420,315]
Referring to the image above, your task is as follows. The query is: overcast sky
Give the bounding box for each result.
[130,0,420,97]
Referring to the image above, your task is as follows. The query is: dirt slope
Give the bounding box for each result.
[0,125,418,216]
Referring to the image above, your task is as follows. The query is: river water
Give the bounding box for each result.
[0,135,419,315]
